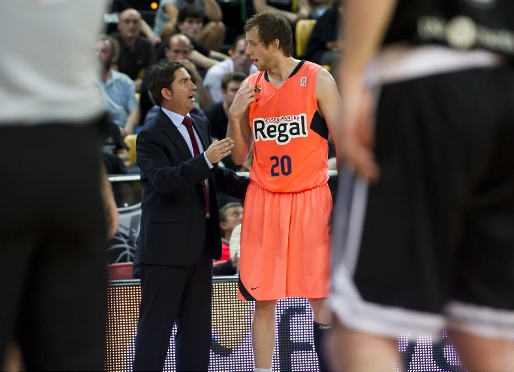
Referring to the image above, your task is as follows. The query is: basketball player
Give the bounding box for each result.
[329,0,514,370]
[227,11,343,372]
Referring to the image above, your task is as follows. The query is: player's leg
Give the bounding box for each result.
[447,330,514,371]
[252,299,278,370]
[327,317,401,371]
[16,123,107,370]
[288,186,332,370]
[329,75,470,370]
[308,297,331,372]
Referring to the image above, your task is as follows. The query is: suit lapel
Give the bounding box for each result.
[191,115,210,151]
[156,109,192,161]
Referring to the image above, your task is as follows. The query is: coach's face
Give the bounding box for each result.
[162,67,197,115]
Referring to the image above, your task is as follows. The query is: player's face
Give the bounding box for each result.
[245,27,275,71]
[167,67,197,115]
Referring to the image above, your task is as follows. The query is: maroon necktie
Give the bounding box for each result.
[182,116,210,213]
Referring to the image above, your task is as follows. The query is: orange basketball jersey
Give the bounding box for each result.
[248,61,329,193]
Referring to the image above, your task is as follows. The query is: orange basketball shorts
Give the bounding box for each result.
[238,181,332,301]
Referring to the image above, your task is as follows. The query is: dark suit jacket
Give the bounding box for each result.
[136,108,248,266]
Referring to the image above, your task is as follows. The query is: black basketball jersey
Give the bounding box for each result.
[383,0,514,59]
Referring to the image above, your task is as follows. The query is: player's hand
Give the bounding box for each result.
[205,137,234,164]
[338,71,380,183]
[229,84,254,120]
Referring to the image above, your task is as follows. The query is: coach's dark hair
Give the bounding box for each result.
[244,11,294,57]
[148,62,184,106]
[221,71,247,90]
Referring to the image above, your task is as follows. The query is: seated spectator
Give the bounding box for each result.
[229,223,241,267]
[95,35,141,137]
[305,0,342,73]
[204,35,258,103]
[110,8,156,93]
[157,6,229,74]
[153,0,226,52]
[252,0,311,26]
[141,34,213,121]
[203,71,247,171]
[105,1,162,46]
[213,202,243,275]
[99,119,131,175]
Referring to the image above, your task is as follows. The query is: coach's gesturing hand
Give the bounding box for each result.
[205,137,235,164]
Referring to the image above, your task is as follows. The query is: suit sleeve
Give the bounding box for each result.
[136,129,214,195]
[213,166,250,199]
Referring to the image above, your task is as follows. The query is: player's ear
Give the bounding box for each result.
[272,39,280,51]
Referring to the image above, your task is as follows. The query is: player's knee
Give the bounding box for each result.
[308,297,327,311]
[255,300,278,318]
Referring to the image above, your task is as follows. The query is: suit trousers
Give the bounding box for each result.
[0,121,108,370]
[133,229,214,371]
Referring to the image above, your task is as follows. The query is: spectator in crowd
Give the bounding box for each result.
[153,0,225,52]
[305,0,342,73]
[99,119,132,175]
[252,0,311,26]
[141,34,213,123]
[329,0,514,371]
[177,6,229,62]
[110,8,156,93]
[229,223,241,266]
[157,6,229,73]
[105,0,162,46]
[132,61,248,371]
[204,71,247,171]
[213,202,243,275]
[96,35,141,137]
[0,1,118,369]
[204,34,257,103]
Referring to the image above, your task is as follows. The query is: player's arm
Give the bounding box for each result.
[316,68,343,160]
[227,78,254,165]
[340,0,397,81]
[337,0,397,182]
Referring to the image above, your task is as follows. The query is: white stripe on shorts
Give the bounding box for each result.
[330,167,446,340]
[446,301,514,340]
